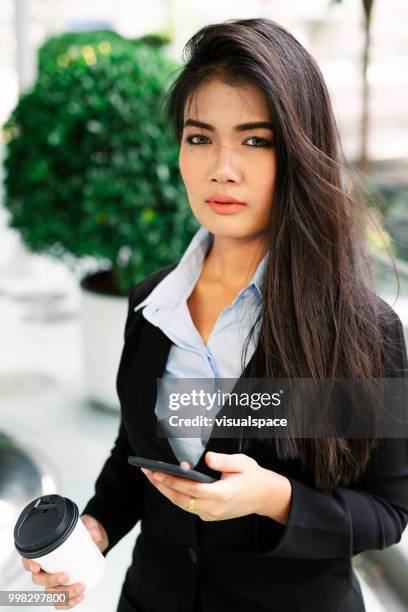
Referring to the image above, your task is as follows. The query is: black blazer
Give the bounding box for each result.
[82,263,408,612]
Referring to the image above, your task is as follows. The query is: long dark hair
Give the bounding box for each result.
[163,18,400,492]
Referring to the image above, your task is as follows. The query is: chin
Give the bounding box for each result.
[204,221,258,240]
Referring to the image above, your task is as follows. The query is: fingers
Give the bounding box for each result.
[20,556,86,609]
[81,515,101,542]
[46,582,86,609]
[21,557,41,573]
[21,557,70,590]
[141,470,189,506]
[80,514,109,553]
[149,471,212,498]
[141,470,224,518]
[31,570,71,588]
[153,479,185,505]
[206,451,256,472]
[87,526,103,543]
[54,592,85,610]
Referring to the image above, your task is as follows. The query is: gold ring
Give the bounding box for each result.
[188,497,196,512]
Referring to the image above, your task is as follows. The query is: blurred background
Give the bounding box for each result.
[0,1,407,611]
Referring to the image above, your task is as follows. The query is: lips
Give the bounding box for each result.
[206,194,246,204]
[206,200,247,215]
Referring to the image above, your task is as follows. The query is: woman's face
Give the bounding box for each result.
[179,78,276,241]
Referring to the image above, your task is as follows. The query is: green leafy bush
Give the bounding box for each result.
[38,30,126,76]
[37,30,171,76]
[3,31,198,294]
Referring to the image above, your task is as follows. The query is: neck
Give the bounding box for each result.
[203,231,268,289]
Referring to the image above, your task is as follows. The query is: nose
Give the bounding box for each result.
[210,145,242,183]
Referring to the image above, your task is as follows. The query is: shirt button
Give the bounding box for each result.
[188,546,199,563]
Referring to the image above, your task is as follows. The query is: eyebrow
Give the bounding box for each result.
[183,119,274,132]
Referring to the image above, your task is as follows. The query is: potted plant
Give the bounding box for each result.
[2,30,199,409]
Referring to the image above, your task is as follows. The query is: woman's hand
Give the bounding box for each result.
[141,452,292,524]
[80,514,109,553]
[19,514,109,610]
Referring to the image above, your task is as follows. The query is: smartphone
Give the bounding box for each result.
[128,456,217,483]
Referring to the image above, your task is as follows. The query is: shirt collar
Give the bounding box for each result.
[251,250,268,298]
[134,226,268,312]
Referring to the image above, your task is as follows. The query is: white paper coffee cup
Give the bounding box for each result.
[14,494,106,591]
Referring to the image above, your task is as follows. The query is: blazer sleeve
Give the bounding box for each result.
[255,306,408,559]
[81,285,146,557]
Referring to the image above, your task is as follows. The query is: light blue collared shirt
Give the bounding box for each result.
[134,226,268,468]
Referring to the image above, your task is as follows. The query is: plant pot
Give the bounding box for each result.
[79,271,128,411]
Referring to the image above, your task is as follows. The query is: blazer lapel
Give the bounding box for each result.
[135,316,179,463]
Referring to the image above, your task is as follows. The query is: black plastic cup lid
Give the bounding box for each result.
[14,494,79,559]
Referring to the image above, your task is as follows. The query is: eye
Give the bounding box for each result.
[182,134,274,147]
[244,136,274,147]
[183,134,209,145]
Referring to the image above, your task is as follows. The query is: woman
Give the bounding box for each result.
[23,18,408,612]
